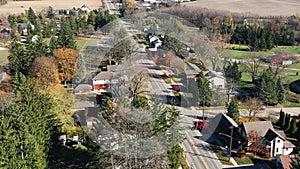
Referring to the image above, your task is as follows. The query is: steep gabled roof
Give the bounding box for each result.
[264,128,285,142]
[210,113,238,134]
[242,121,274,137]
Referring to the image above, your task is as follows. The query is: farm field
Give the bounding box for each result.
[0,0,102,15]
[184,0,300,16]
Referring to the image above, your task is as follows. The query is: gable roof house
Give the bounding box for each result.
[74,84,93,94]
[239,121,295,157]
[204,70,226,89]
[204,113,246,149]
[93,72,114,93]
[263,129,295,157]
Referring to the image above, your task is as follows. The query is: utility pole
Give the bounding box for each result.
[229,126,233,158]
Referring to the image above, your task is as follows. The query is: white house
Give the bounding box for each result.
[263,129,295,157]
[240,121,295,157]
[204,70,226,89]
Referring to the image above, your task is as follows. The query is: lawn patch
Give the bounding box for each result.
[233,156,253,165]
[210,144,233,166]
[0,49,9,66]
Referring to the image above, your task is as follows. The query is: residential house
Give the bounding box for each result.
[262,55,292,65]
[74,84,93,94]
[185,62,201,79]
[239,121,295,157]
[93,72,114,92]
[204,113,246,149]
[263,129,295,157]
[204,70,226,89]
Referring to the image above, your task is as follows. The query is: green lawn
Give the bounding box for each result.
[226,45,300,60]
[77,38,95,51]
[288,61,300,69]
[273,46,300,54]
[210,145,233,165]
[233,156,253,165]
[281,69,300,84]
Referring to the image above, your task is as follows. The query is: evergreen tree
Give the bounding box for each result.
[224,61,242,84]
[227,99,240,124]
[197,72,212,106]
[57,17,77,49]
[8,14,18,27]
[278,109,286,128]
[27,7,37,25]
[289,118,297,134]
[257,67,278,105]
[277,77,285,104]
[0,73,60,168]
[168,144,182,169]
[87,10,96,26]
[49,36,59,53]
[285,113,291,130]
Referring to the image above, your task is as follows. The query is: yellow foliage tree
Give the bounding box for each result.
[28,57,60,89]
[126,0,135,6]
[53,48,79,85]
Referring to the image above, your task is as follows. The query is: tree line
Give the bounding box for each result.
[162,7,299,51]
[230,24,294,51]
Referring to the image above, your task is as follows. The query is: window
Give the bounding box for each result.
[286,148,289,151]
[276,148,279,152]
[277,140,280,143]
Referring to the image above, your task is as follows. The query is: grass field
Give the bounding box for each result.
[227,46,300,60]
[0,0,102,15]
[184,0,300,16]
[0,49,9,66]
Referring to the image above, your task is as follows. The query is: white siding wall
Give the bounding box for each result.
[283,147,293,155]
[209,77,225,89]
[93,79,109,85]
[273,137,284,157]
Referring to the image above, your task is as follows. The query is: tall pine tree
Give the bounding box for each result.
[227,99,240,124]
[197,72,212,106]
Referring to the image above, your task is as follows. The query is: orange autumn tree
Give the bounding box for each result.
[53,48,79,85]
[126,0,135,6]
[28,57,60,89]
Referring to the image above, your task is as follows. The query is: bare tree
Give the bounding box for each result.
[245,97,264,122]
[242,53,264,83]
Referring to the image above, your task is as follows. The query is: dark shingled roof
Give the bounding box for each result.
[264,129,285,142]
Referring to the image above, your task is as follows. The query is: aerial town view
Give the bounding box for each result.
[1,0,300,168]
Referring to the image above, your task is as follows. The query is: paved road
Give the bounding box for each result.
[141,57,223,168]
[179,107,223,169]
[104,0,117,14]
[194,107,300,120]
